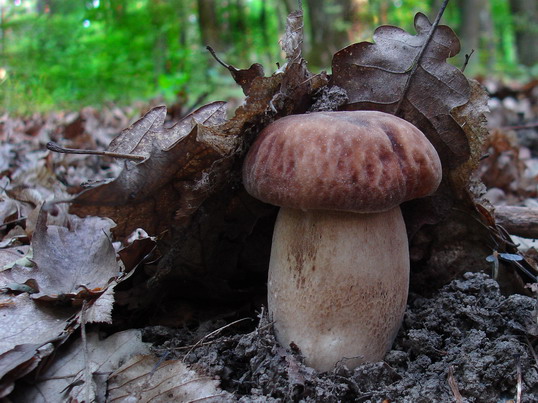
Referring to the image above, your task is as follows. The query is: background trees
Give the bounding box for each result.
[0,0,536,113]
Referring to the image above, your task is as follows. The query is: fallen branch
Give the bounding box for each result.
[494,206,538,239]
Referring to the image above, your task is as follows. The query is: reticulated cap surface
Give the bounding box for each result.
[243,111,442,213]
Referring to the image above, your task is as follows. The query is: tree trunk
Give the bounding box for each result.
[197,0,224,50]
[305,0,354,68]
[509,0,538,66]
[457,0,483,72]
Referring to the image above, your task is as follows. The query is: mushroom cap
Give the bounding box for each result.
[243,111,442,213]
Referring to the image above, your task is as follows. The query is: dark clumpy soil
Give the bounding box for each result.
[147,272,538,402]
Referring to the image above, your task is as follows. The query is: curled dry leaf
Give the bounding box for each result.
[0,343,55,398]
[69,102,236,238]
[331,12,471,168]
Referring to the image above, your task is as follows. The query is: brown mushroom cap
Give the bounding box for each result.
[243,111,442,213]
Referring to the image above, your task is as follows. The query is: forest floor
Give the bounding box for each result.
[158,272,538,402]
[1,77,538,402]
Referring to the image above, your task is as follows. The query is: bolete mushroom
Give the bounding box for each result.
[242,111,442,372]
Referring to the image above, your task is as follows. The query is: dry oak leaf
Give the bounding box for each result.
[331,12,471,168]
[69,102,236,238]
[0,293,76,398]
[11,207,119,301]
[107,354,233,402]
[9,330,150,403]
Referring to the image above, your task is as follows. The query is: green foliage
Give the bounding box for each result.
[1,0,217,113]
[0,0,535,114]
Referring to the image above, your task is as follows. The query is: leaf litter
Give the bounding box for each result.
[0,3,537,402]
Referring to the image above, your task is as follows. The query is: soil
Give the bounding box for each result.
[144,272,538,402]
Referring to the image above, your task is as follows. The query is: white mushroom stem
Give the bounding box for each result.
[268,206,409,372]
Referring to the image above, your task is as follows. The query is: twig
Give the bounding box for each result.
[516,357,522,403]
[205,46,231,70]
[0,216,26,229]
[394,0,450,116]
[501,122,538,131]
[182,317,252,362]
[447,365,463,403]
[47,141,146,161]
[461,49,475,72]
[80,300,92,403]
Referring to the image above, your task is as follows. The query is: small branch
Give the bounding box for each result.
[447,366,463,403]
[0,216,26,229]
[494,205,538,239]
[182,318,252,362]
[501,122,538,131]
[205,46,231,70]
[80,301,92,403]
[461,49,475,72]
[47,142,146,161]
[395,0,450,116]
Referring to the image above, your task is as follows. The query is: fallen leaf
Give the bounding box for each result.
[331,12,470,167]
[107,354,233,402]
[69,102,236,238]
[0,293,76,397]
[83,285,115,324]
[0,342,55,398]
[11,207,119,301]
[9,330,150,403]
[0,294,75,356]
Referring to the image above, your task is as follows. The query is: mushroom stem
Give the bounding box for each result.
[268,206,409,372]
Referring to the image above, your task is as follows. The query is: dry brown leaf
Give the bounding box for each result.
[0,342,55,398]
[0,294,75,356]
[0,293,76,397]
[331,12,470,168]
[9,330,150,403]
[69,102,236,238]
[11,207,119,301]
[221,61,265,96]
[107,355,233,402]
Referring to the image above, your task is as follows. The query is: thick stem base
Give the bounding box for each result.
[268,207,409,372]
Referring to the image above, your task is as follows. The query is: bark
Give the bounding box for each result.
[494,205,538,239]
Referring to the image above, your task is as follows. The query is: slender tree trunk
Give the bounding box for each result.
[456,0,485,72]
[197,0,224,49]
[305,0,354,67]
[509,0,538,66]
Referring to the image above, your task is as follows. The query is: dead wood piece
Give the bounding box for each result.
[494,205,538,239]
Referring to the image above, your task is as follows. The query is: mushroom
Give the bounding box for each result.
[242,111,442,372]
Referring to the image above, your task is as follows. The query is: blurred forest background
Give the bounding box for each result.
[0,0,537,114]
